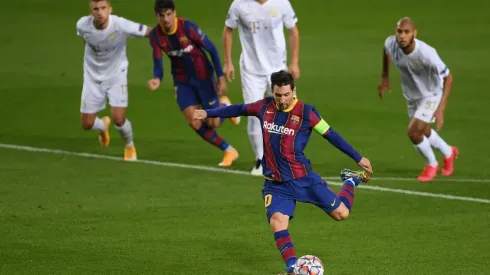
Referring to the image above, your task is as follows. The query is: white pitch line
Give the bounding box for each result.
[1,143,490,204]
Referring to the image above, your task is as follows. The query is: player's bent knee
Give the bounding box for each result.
[81,122,94,130]
[110,108,127,127]
[112,116,126,127]
[407,127,423,143]
[80,114,95,130]
[423,124,432,137]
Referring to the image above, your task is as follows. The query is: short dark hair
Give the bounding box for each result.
[271,70,295,91]
[154,0,175,14]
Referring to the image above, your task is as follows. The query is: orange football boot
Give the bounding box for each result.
[218,148,239,167]
[98,116,111,148]
[124,145,137,161]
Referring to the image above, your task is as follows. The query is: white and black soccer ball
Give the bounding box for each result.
[293,255,325,275]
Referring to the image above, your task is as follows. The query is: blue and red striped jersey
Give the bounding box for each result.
[205,97,363,183]
[248,98,322,181]
[248,98,329,182]
[149,18,224,82]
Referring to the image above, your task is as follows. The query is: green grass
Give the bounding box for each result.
[1,0,490,274]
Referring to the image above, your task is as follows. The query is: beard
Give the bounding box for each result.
[398,36,415,49]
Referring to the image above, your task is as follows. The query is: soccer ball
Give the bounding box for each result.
[293,255,324,275]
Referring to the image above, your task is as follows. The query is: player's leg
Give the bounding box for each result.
[105,69,136,161]
[80,74,110,147]
[110,107,136,161]
[304,170,370,221]
[195,80,239,166]
[263,180,297,274]
[241,68,268,175]
[422,97,459,176]
[407,99,439,182]
[178,82,238,166]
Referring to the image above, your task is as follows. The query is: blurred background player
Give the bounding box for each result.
[378,17,458,182]
[77,0,150,161]
[223,0,300,175]
[148,0,239,167]
[194,70,372,274]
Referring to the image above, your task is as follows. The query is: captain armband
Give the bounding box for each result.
[313,119,330,135]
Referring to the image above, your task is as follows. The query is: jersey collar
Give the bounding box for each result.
[161,18,178,35]
[276,98,298,112]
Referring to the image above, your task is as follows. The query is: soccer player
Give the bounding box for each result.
[223,0,300,175]
[194,70,373,274]
[378,17,459,182]
[77,0,150,161]
[148,0,239,167]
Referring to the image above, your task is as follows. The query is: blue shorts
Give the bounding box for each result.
[174,78,219,111]
[262,176,341,222]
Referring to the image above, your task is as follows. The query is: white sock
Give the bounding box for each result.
[91,117,106,132]
[427,129,452,158]
[247,117,264,160]
[115,119,134,147]
[414,136,438,167]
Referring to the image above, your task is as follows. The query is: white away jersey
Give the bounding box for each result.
[384,35,450,100]
[76,15,147,81]
[225,0,298,75]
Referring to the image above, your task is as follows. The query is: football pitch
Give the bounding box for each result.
[1,0,489,274]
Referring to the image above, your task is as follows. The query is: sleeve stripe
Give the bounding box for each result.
[313,119,330,135]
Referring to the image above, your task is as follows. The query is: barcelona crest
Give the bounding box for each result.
[291,115,300,124]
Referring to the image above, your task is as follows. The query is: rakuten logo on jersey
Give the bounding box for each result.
[168,45,194,57]
[263,121,295,136]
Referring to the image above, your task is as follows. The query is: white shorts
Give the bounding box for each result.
[240,68,272,104]
[407,95,442,123]
[80,68,128,113]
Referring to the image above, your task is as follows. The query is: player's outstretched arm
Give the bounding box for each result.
[193,105,245,120]
[199,98,267,119]
[310,108,373,174]
[118,17,150,38]
[144,27,152,37]
[204,104,250,118]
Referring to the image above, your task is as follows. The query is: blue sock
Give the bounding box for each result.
[274,230,297,268]
[195,124,230,151]
[337,183,355,211]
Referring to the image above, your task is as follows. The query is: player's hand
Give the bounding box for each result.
[289,63,300,79]
[217,76,227,96]
[224,62,235,83]
[148,78,161,92]
[378,76,391,100]
[357,157,373,174]
[432,106,445,131]
[193,109,208,120]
